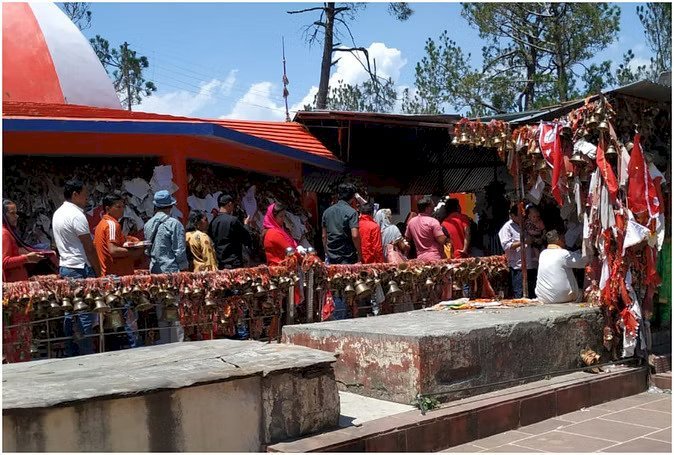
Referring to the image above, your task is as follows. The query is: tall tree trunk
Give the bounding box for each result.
[316,2,335,110]
[123,42,132,111]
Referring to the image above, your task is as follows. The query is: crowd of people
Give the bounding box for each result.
[2,179,589,360]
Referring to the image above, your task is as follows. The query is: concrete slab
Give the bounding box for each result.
[3,339,337,409]
[283,303,604,404]
[338,391,415,427]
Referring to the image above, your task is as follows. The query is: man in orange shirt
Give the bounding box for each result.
[94,193,144,349]
[358,203,384,264]
[94,194,143,277]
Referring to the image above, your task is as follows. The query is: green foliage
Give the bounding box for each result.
[411,394,440,415]
[61,2,92,30]
[615,49,649,86]
[90,37,157,110]
[637,3,672,77]
[324,78,398,112]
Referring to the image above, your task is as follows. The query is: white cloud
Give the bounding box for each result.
[221,42,408,120]
[135,70,238,117]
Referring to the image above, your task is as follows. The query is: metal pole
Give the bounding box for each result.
[519,173,529,298]
[46,319,51,359]
[286,285,295,325]
[307,270,314,323]
[98,314,105,353]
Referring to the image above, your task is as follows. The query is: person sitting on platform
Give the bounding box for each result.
[358,202,384,264]
[185,211,218,272]
[262,202,298,266]
[498,205,538,299]
[209,194,252,270]
[94,193,143,277]
[405,196,448,262]
[535,230,588,304]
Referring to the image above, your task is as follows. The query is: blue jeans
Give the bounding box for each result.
[123,300,142,348]
[332,296,348,320]
[60,265,97,357]
[510,268,537,299]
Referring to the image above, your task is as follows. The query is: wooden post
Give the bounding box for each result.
[98,314,105,353]
[307,270,314,323]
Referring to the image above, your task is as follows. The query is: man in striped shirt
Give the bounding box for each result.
[94,193,143,277]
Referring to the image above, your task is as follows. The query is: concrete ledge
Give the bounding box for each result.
[283,304,604,404]
[267,365,648,452]
[3,340,340,452]
[651,372,672,390]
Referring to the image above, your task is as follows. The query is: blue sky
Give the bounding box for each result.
[78,2,653,120]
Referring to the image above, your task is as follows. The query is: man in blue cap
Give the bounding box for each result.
[144,190,189,274]
[144,190,188,344]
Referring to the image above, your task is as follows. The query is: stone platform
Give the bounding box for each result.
[3,340,339,452]
[283,303,604,405]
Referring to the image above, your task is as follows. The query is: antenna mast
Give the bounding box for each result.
[282,37,291,122]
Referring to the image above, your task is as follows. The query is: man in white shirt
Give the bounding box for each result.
[52,179,101,357]
[498,205,538,298]
[535,230,589,304]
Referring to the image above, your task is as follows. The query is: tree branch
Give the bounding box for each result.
[287,6,327,15]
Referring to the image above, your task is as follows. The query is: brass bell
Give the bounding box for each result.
[459,131,470,144]
[93,296,110,314]
[164,305,179,322]
[268,282,278,292]
[354,279,372,298]
[626,141,634,152]
[163,293,179,307]
[205,295,217,308]
[61,297,73,311]
[586,114,599,128]
[183,287,192,296]
[131,285,144,297]
[536,160,549,172]
[105,293,120,307]
[135,295,153,312]
[425,277,435,288]
[84,292,96,306]
[570,152,586,165]
[73,297,89,312]
[243,288,254,299]
[530,145,542,155]
[605,144,617,156]
[343,283,356,298]
[121,286,132,299]
[595,105,604,116]
[149,284,160,295]
[107,309,125,330]
[49,299,62,313]
[451,135,459,146]
[386,281,402,299]
[598,119,609,131]
[19,294,30,305]
[492,135,502,145]
[255,283,267,297]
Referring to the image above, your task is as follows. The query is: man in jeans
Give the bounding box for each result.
[52,179,102,357]
[322,183,362,319]
[144,190,188,344]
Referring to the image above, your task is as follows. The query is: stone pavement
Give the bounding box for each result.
[442,390,671,453]
[338,391,415,427]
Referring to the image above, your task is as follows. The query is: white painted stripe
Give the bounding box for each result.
[107,220,116,241]
[30,3,120,108]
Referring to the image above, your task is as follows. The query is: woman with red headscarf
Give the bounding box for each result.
[263,203,298,266]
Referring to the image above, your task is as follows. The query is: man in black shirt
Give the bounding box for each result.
[322,183,362,264]
[209,194,252,269]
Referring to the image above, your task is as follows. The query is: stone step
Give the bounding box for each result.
[268,365,649,453]
[651,372,672,390]
[649,354,671,374]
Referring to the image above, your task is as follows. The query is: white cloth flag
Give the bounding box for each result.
[241,186,257,219]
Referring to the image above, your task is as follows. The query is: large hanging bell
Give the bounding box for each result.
[598,119,609,132]
[386,281,402,299]
[343,283,356,298]
[61,297,73,311]
[354,279,372,299]
[605,144,617,157]
[73,297,89,312]
[164,305,179,322]
[586,114,599,128]
[570,152,586,165]
[105,293,120,308]
[107,309,125,330]
[135,295,153,312]
[93,296,110,314]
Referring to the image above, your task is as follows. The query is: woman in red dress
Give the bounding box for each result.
[262,203,298,266]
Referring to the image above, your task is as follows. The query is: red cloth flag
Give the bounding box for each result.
[595,135,619,203]
[538,122,563,205]
[628,134,660,219]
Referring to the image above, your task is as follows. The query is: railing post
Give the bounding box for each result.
[98,314,105,353]
[307,270,314,323]
[286,285,295,325]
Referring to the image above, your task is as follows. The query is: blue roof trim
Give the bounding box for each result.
[3,118,344,172]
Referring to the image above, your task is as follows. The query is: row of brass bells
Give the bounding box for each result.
[354,279,372,299]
